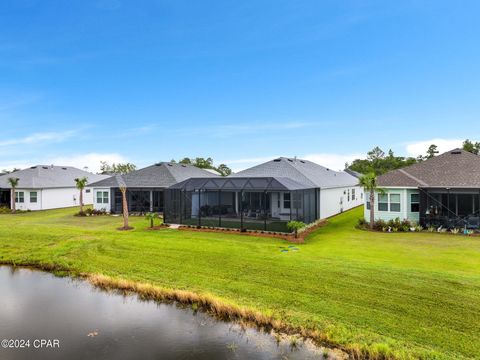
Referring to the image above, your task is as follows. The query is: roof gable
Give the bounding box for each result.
[377,149,480,188]
[0,166,109,189]
[89,162,219,188]
[230,157,358,189]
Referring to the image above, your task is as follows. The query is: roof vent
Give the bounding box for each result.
[273,158,281,162]
[62,167,67,170]
[451,150,462,155]
[30,166,37,169]
[300,160,305,163]
[42,166,48,169]
[181,164,187,167]
[287,158,293,162]
[167,163,173,166]
[155,163,162,166]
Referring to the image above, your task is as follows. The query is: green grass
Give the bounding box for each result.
[0,206,479,359]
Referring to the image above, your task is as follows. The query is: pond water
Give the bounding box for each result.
[0,266,324,360]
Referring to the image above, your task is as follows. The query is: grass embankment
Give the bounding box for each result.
[0,207,479,359]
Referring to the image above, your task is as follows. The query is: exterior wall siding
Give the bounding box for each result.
[320,185,364,219]
[13,186,94,211]
[93,187,112,212]
[363,187,420,223]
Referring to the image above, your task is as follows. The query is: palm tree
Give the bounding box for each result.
[119,184,129,229]
[359,173,384,229]
[145,212,159,228]
[7,177,19,213]
[115,174,130,230]
[74,177,88,213]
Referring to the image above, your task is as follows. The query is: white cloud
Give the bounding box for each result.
[0,153,128,174]
[303,152,364,171]
[405,138,463,157]
[48,153,129,173]
[0,130,76,147]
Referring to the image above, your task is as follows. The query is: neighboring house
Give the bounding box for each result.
[164,157,363,232]
[365,149,480,229]
[89,162,219,213]
[0,165,109,211]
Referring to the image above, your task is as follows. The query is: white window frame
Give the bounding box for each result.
[15,191,24,203]
[389,194,401,212]
[30,191,38,203]
[378,194,388,211]
[96,191,109,204]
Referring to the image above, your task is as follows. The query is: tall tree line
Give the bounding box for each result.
[347,139,480,175]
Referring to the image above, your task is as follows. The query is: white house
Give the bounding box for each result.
[0,165,110,211]
[88,162,219,214]
[164,157,364,232]
[230,157,364,219]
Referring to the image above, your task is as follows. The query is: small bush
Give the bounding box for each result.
[0,207,12,214]
[373,219,386,231]
[75,208,107,217]
[356,218,368,229]
[287,221,306,238]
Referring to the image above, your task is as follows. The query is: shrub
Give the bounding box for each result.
[373,219,386,231]
[75,208,107,217]
[287,221,306,238]
[356,218,368,229]
[0,207,11,214]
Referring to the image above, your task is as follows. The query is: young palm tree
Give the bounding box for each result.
[120,185,129,229]
[7,177,19,213]
[115,175,130,230]
[359,173,383,229]
[74,177,88,213]
[145,212,159,228]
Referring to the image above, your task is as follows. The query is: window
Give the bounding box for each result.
[96,191,109,204]
[378,194,388,211]
[86,189,91,193]
[352,189,356,200]
[361,192,363,200]
[15,191,24,203]
[347,189,350,202]
[366,200,371,210]
[390,194,401,212]
[410,193,419,212]
[30,191,37,203]
[283,193,291,209]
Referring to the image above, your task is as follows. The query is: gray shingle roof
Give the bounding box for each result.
[230,157,358,189]
[169,176,310,191]
[0,165,110,189]
[377,149,480,188]
[89,162,219,188]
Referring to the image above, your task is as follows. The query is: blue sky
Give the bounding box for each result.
[1,0,479,172]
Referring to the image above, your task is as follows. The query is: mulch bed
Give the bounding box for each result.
[170,220,328,243]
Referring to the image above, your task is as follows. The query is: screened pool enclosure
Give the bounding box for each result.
[164,177,319,233]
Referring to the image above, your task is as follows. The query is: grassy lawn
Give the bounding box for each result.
[0,206,479,359]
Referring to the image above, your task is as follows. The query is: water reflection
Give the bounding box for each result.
[0,266,322,359]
